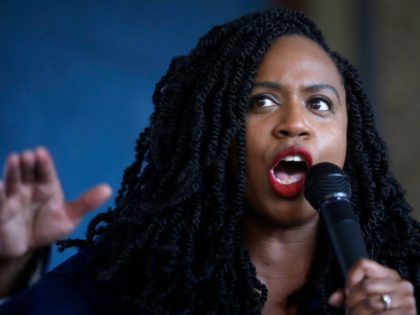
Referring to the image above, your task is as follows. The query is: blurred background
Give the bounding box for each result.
[1,0,419,268]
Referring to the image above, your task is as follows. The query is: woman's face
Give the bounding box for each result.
[245,35,347,228]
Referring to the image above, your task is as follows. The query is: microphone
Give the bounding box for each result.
[304,162,368,277]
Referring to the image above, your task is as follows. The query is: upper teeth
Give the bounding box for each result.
[281,155,304,162]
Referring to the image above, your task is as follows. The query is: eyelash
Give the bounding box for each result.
[248,94,279,108]
[248,94,334,113]
[307,96,334,112]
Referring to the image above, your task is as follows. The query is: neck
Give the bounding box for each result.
[242,211,320,275]
[241,211,320,312]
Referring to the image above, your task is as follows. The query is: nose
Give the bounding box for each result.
[273,102,310,139]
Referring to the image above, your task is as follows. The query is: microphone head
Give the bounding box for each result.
[304,162,352,210]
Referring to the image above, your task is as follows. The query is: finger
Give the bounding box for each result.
[346,279,415,312]
[347,294,384,314]
[328,288,345,308]
[20,150,36,183]
[348,294,416,314]
[346,278,400,309]
[3,153,21,196]
[0,181,5,209]
[346,259,400,290]
[66,184,112,221]
[347,295,387,314]
[34,147,57,183]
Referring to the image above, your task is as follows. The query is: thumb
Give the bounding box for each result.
[328,288,345,309]
[67,184,112,221]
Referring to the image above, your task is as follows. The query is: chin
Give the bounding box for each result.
[244,200,319,229]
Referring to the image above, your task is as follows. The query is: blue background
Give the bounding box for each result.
[0,0,269,268]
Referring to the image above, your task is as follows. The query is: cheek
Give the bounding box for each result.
[245,119,265,159]
[340,116,348,164]
[337,135,347,166]
[329,122,347,166]
[317,121,347,167]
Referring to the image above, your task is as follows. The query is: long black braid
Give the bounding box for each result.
[63,7,420,315]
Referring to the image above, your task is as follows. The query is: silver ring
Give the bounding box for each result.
[381,293,392,310]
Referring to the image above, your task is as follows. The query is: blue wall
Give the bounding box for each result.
[0,0,268,268]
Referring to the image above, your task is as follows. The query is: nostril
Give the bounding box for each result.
[298,131,309,137]
[277,129,309,138]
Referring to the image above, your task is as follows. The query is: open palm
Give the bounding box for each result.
[0,147,111,258]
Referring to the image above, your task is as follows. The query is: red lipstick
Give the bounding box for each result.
[268,146,313,198]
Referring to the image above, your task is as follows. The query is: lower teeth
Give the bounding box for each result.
[276,177,299,185]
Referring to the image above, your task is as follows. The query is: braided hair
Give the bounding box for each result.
[76,7,420,315]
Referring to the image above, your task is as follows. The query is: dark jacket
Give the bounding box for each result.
[0,248,150,315]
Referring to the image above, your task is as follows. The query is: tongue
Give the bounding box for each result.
[274,162,307,182]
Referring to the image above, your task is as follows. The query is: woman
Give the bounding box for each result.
[0,8,418,315]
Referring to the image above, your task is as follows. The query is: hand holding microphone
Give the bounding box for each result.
[304,163,416,314]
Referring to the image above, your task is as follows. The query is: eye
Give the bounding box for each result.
[248,94,279,109]
[307,96,333,112]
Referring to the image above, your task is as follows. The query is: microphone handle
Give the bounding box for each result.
[320,198,368,277]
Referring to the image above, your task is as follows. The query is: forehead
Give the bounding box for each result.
[255,35,343,87]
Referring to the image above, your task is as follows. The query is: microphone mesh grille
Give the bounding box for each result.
[304,162,351,210]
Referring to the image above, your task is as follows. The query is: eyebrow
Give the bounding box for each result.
[252,81,342,104]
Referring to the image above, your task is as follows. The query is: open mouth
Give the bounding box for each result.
[272,155,308,185]
[269,147,313,198]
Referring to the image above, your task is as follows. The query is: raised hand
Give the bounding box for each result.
[329,259,416,314]
[0,147,112,258]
